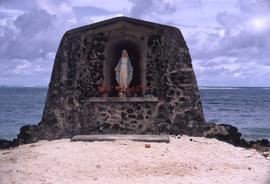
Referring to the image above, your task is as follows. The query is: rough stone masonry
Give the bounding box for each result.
[28,16,205,140]
[12,16,259,148]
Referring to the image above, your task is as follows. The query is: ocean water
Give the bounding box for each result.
[0,87,269,140]
[0,87,47,140]
[200,87,270,140]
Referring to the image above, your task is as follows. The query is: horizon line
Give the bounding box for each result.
[0,85,269,88]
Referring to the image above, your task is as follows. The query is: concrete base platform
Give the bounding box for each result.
[71,134,170,143]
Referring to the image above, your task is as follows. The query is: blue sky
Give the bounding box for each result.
[0,0,270,86]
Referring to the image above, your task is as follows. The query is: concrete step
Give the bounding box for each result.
[71,134,170,143]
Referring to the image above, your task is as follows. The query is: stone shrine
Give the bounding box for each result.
[20,17,206,141]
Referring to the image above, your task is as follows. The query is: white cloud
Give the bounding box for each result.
[70,0,132,12]
[36,1,75,18]
[249,17,269,32]
[14,60,31,74]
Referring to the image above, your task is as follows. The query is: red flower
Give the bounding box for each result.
[97,85,111,93]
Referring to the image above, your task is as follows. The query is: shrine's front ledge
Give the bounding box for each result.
[87,97,158,102]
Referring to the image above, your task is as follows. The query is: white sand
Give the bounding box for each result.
[0,136,269,184]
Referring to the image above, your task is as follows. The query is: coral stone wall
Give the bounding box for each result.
[79,98,158,134]
[29,17,205,139]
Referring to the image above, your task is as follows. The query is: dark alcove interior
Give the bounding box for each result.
[107,40,142,97]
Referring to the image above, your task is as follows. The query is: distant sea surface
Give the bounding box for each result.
[0,87,269,140]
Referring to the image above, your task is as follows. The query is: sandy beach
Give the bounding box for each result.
[0,136,269,184]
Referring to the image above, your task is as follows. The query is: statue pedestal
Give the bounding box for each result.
[118,90,127,98]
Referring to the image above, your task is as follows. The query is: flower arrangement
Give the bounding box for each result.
[97,85,111,97]
[134,85,144,93]
[127,85,144,97]
[97,84,145,97]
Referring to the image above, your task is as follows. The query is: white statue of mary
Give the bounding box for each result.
[115,50,133,91]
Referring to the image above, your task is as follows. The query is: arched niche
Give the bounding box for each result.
[104,38,145,97]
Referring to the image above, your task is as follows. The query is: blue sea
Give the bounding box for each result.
[0,87,269,140]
